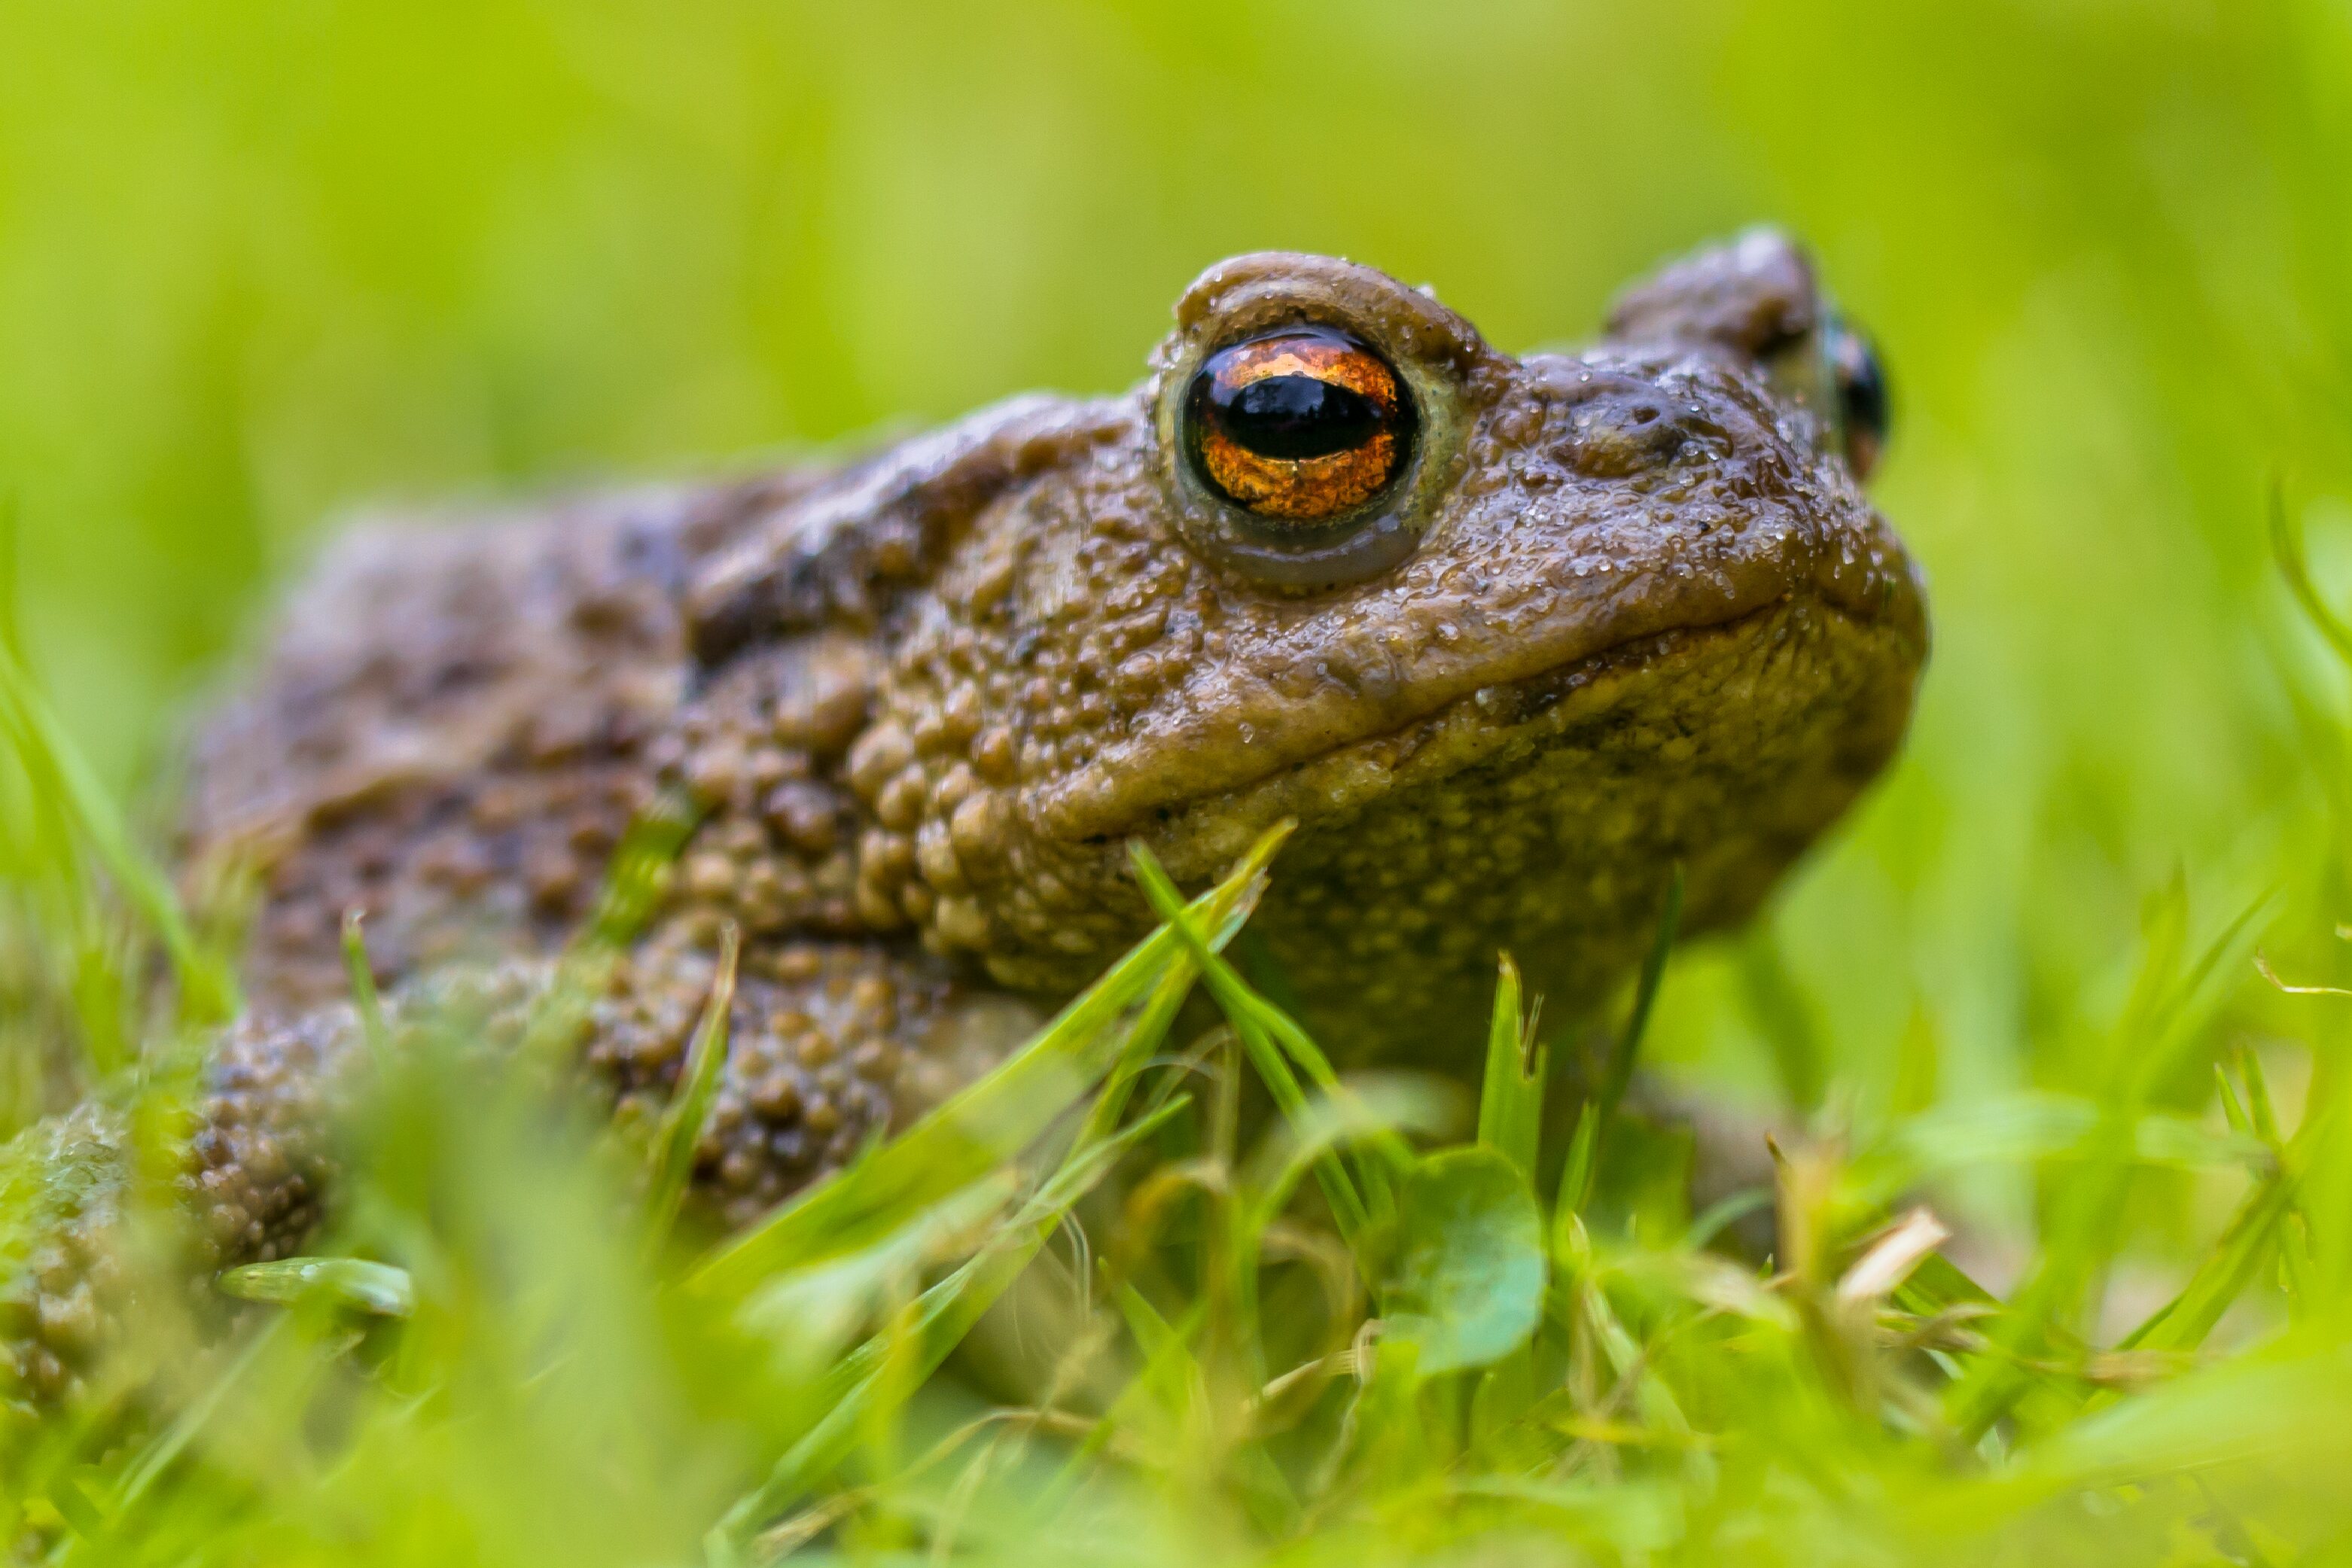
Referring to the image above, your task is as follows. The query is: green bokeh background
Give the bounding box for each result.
[3,1,2346,1198]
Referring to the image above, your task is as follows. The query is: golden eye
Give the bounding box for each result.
[1183,327,1415,523]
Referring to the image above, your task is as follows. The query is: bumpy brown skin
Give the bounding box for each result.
[4,231,1924,1401]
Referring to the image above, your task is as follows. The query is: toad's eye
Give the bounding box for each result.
[1828,324,1890,480]
[1184,327,1416,523]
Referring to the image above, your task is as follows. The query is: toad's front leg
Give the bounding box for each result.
[0,926,1031,1407]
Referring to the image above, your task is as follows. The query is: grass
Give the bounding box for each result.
[0,532,2343,1565]
[2,2,2351,1560]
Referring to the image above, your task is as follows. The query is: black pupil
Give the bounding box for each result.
[1210,373,1383,461]
[1836,332,1889,444]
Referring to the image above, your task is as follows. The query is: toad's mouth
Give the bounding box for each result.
[1134,587,1921,897]
[1034,592,1896,851]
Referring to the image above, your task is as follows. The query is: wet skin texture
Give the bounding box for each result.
[4,232,1924,1400]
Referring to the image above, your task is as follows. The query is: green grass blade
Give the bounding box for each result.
[585,785,704,948]
[2271,478,2352,668]
[340,909,393,1073]
[102,1315,290,1530]
[1478,953,1546,1185]
[1127,840,1387,1243]
[1561,868,1683,1215]
[216,1258,416,1318]
[706,1095,1189,1553]
[0,639,236,1025]
[644,921,741,1253]
[691,827,1280,1299]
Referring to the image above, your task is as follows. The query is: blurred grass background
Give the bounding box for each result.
[7,5,2352,1560]
[2,0,2348,1232]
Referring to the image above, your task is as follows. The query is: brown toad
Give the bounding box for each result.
[7,231,1921,1397]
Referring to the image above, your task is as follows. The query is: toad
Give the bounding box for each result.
[7,230,1923,1396]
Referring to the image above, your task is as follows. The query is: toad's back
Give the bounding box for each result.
[185,472,800,1006]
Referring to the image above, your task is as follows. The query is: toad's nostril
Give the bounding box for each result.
[1569,392,1700,478]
